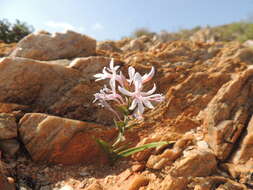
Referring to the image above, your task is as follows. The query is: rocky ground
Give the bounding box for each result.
[1,30,253,190]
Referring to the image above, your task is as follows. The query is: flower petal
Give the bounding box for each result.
[129,99,137,110]
[128,66,135,82]
[143,99,154,109]
[137,100,145,114]
[142,66,155,83]
[118,86,133,96]
[147,94,165,102]
[141,83,156,96]
[109,58,114,69]
[134,72,143,92]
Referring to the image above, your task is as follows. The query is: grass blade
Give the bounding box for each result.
[117,141,171,158]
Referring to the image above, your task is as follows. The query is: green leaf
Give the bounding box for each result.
[117,141,171,158]
[95,138,113,154]
[113,142,132,153]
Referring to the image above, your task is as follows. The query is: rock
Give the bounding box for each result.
[126,174,149,190]
[97,41,122,53]
[160,175,188,190]
[243,40,253,48]
[0,57,115,124]
[0,139,20,156]
[45,59,71,66]
[121,39,146,52]
[146,134,194,169]
[150,71,231,133]
[0,57,80,106]
[0,103,29,114]
[11,30,96,61]
[232,115,253,164]
[68,56,123,80]
[59,185,73,190]
[0,114,17,140]
[201,67,253,160]
[19,113,116,165]
[85,182,103,190]
[223,162,253,186]
[0,174,15,190]
[170,149,217,177]
[188,176,247,190]
[0,42,16,57]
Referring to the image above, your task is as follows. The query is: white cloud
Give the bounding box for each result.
[92,23,104,31]
[45,21,75,31]
[44,21,84,33]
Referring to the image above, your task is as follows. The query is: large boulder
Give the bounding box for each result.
[200,67,253,160]
[0,56,118,124]
[231,115,253,164]
[19,113,116,165]
[10,30,96,61]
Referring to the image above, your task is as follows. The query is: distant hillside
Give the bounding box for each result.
[132,22,253,43]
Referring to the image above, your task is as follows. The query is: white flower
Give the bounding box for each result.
[118,72,164,119]
[93,59,164,119]
[93,59,125,86]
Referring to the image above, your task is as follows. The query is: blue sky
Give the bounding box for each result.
[1,0,253,41]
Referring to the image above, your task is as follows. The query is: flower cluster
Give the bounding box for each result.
[93,59,165,119]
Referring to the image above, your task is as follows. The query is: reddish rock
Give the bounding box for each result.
[0,113,17,140]
[146,134,194,169]
[122,39,146,52]
[19,113,116,165]
[232,115,253,164]
[160,175,188,190]
[69,56,123,80]
[0,57,116,124]
[0,139,20,156]
[188,176,247,190]
[170,149,217,177]
[201,67,253,160]
[97,41,122,53]
[126,174,149,190]
[0,173,15,190]
[11,30,96,61]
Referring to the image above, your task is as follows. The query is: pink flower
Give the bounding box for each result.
[93,59,164,119]
[118,72,164,119]
[93,85,124,120]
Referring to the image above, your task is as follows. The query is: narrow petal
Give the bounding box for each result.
[147,94,165,102]
[141,83,156,96]
[129,99,138,110]
[93,73,103,78]
[118,86,133,96]
[128,66,135,82]
[109,79,116,93]
[134,72,143,92]
[143,99,154,109]
[137,100,145,114]
[109,58,114,69]
[142,67,155,83]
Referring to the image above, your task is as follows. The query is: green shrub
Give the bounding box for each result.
[0,19,34,43]
[132,27,155,38]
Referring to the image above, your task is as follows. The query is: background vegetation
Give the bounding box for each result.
[132,21,253,43]
[0,19,34,43]
[1,18,253,44]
